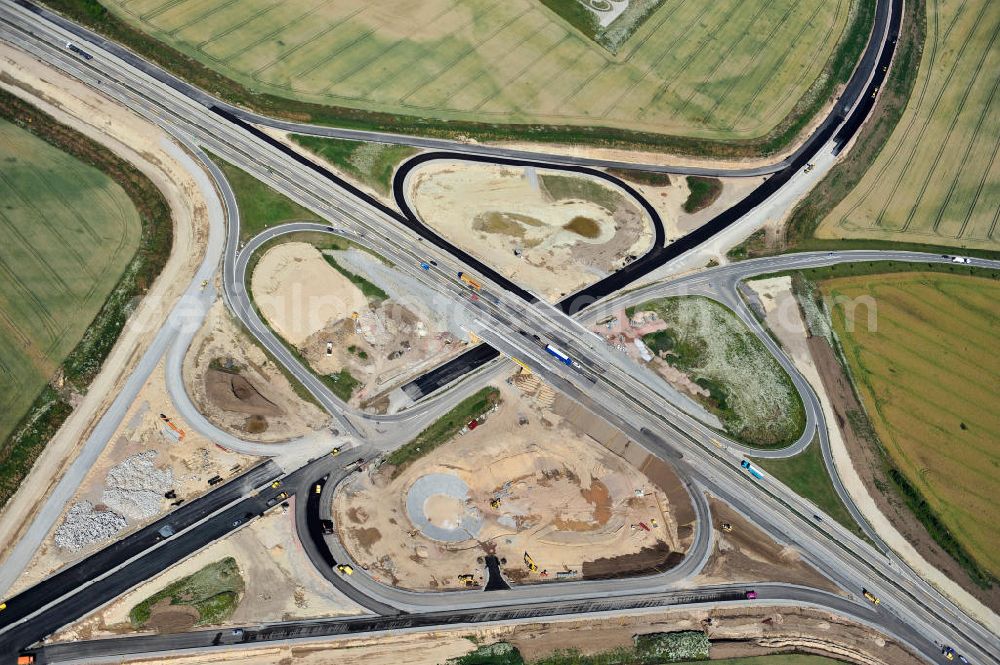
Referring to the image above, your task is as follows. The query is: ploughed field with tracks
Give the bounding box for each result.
[0,118,141,444]
[823,272,1000,581]
[817,0,1000,250]
[104,0,850,138]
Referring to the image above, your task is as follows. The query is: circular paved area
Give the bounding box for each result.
[405,473,482,542]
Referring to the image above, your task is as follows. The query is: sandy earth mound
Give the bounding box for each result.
[184,299,328,440]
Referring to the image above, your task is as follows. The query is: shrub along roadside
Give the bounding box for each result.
[0,88,171,512]
[387,387,500,477]
[39,0,872,160]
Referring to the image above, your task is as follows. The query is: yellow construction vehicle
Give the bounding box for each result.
[523,551,539,572]
[490,497,502,509]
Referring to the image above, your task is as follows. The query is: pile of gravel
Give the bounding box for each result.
[101,450,173,520]
[54,501,127,551]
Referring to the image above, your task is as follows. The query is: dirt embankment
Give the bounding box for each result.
[106,603,919,665]
[697,497,840,594]
[184,300,328,441]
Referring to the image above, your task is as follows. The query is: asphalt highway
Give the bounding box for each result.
[1,1,997,664]
[30,583,884,664]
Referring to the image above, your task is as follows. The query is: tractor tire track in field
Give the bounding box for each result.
[210,0,331,67]
[327,3,459,94]
[900,15,999,233]
[166,0,243,38]
[469,26,563,113]
[195,0,285,52]
[0,306,31,349]
[705,0,808,125]
[362,1,499,99]
[288,16,377,87]
[0,192,74,296]
[398,6,532,107]
[618,0,685,62]
[0,252,58,341]
[829,0,954,230]
[251,12,368,82]
[0,171,97,282]
[959,130,1000,241]
[671,1,773,121]
[137,0,188,23]
[593,0,688,119]
[746,0,848,134]
[637,1,745,121]
[471,33,572,113]
[729,0,837,132]
[931,70,1000,238]
[868,0,980,231]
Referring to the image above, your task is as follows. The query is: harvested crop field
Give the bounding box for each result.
[332,380,690,590]
[822,272,1000,580]
[0,118,141,445]
[817,0,1000,251]
[408,161,653,301]
[622,297,804,447]
[103,0,850,139]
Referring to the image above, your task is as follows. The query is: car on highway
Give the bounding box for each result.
[271,480,282,489]
[863,588,880,605]
[232,520,241,527]
[337,564,354,575]
[943,646,956,661]
[314,483,322,494]
[950,256,971,264]
[744,590,757,600]
[232,628,244,638]
[803,163,814,173]
[0,601,6,611]
[321,519,334,534]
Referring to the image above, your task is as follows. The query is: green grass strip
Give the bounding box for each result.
[387,387,500,477]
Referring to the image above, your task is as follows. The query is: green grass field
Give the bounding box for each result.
[635,296,805,448]
[0,118,140,446]
[290,136,417,196]
[823,272,1000,582]
[756,438,863,538]
[129,557,244,628]
[387,386,500,477]
[211,155,319,240]
[103,0,852,141]
[817,0,1000,251]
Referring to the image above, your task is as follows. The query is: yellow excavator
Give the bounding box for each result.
[523,551,539,572]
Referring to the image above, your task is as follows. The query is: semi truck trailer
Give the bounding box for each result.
[545,344,573,366]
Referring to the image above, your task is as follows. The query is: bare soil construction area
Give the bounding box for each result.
[251,242,463,409]
[333,379,691,590]
[407,161,654,301]
[126,603,915,665]
[8,358,257,596]
[52,501,361,641]
[696,497,839,594]
[184,300,328,440]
